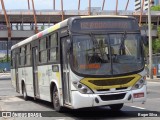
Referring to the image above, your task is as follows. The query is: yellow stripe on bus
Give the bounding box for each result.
[80,74,141,90]
[56,72,61,86]
[48,23,60,33]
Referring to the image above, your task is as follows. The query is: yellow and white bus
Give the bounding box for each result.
[11,15,147,111]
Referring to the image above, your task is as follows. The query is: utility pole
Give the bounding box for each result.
[148,0,153,79]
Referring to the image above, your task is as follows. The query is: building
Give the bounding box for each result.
[135,0,141,11]
[135,0,160,11]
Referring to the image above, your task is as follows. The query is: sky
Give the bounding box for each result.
[0,0,134,11]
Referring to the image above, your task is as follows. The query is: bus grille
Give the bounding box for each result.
[99,93,126,101]
[88,77,134,86]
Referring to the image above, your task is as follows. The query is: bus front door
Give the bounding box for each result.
[32,47,40,99]
[61,37,71,105]
[15,54,20,93]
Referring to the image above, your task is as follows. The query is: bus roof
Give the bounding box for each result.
[11,15,135,50]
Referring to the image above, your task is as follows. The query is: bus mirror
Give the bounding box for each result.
[141,35,148,46]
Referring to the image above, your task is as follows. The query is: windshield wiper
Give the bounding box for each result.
[89,33,108,63]
[119,31,126,55]
[89,32,98,48]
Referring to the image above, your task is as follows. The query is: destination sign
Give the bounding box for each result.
[72,18,139,31]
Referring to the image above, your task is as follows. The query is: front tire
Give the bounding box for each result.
[22,84,28,100]
[52,87,63,112]
[109,103,124,111]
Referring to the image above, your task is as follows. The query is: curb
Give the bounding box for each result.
[146,78,160,82]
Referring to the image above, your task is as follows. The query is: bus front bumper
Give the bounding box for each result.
[71,85,147,109]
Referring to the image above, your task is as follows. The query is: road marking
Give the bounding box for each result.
[131,106,146,110]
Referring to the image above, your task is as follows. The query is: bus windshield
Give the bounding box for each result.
[72,33,144,76]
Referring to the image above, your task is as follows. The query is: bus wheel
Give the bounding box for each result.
[22,84,28,100]
[52,87,63,112]
[109,103,124,111]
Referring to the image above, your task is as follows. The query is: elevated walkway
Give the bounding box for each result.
[0,10,160,40]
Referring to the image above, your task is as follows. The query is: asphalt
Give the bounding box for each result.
[0,72,160,82]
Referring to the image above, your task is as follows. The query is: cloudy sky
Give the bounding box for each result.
[0,0,134,10]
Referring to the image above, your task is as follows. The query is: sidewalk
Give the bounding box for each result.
[146,76,160,82]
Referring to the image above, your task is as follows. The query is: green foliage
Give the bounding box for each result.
[0,55,11,63]
[151,5,160,11]
[152,26,160,54]
[153,39,160,53]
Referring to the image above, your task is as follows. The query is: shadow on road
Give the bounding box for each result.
[16,96,160,118]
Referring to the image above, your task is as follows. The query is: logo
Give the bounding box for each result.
[2,112,11,118]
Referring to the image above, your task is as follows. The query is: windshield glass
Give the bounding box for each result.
[72,34,143,76]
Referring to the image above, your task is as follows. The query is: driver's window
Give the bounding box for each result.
[109,34,122,55]
[125,35,137,57]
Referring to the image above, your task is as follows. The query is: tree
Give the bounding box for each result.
[0,55,11,63]
[150,5,160,54]
[151,5,160,11]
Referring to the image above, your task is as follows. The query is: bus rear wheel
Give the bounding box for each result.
[109,103,124,111]
[52,87,63,112]
[22,84,28,100]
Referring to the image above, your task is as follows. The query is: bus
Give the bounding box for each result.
[11,15,147,112]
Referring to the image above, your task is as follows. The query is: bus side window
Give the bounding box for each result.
[39,37,47,63]
[48,33,58,62]
[11,50,15,68]
[26,44,31,66]
[19,48,21,66]
[21,46,25,66]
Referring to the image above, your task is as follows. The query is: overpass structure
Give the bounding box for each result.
[0,0,158,41]
[0,10,159,41]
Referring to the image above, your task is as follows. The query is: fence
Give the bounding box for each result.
[0,62,10,72]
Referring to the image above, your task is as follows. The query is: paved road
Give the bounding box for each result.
[0,79,160,120]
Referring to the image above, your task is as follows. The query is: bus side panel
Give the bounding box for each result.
[25,66,34,97]
[11,69,16,89]
[18,67,25,94]
[49,64,63,103]
[38,65,51,101]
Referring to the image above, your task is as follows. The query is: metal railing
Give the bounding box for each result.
[0,10,160,16]
[140,25,158,30]
[0,24,53,31]
[1,24,158,31]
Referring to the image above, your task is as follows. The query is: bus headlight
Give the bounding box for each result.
[72,81,93,94]
[132,77,146,90]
